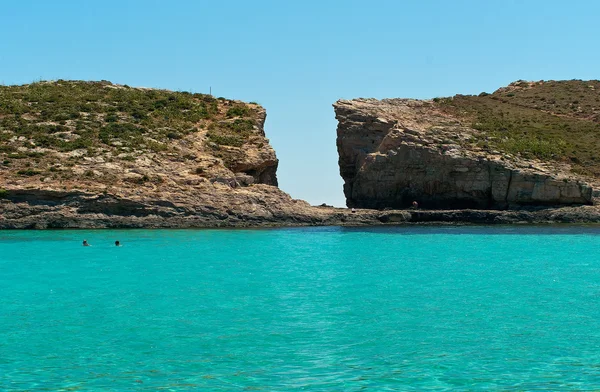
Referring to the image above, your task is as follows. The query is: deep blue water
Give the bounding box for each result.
[2,226,600,390]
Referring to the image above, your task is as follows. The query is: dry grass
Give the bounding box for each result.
[434,80,600,176]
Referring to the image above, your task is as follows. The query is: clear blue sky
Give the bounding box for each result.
[2,1,599,206]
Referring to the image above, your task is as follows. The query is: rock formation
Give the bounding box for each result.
[0,80,347,228]
[335,88,596,209]
[2,79,600,228]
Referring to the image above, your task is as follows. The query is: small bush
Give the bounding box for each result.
[99,123,145,144]
[146,140,167,152]
[206,131,245,147]
[131,108,148,120]
[17,169,42,176]
[227,119,254,133]
[0,145,17,153]
[226,105,250,118]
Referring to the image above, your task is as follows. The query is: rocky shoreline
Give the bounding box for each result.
[2,188,600,229]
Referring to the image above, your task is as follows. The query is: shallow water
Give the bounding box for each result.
[2,226,600,390]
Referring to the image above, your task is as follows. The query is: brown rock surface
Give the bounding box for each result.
[334,98,594,209]
[0,186,386,229]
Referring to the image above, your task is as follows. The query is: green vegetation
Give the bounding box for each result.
[206,119,255,147]
[0,80,259,156]
[226,104,251,118]
[0,80,264,183]
[17,169,42,176]
[434,80,600,176]
[0,188,8,198]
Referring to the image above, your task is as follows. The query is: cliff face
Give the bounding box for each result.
[335,89,596,209]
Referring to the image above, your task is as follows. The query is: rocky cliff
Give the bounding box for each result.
[3,79,600,229]
[335,80,600,209]
[0,80,361,228]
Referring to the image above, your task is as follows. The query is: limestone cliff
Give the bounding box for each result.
[335,81,600,209]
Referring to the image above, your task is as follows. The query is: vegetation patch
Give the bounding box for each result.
[206,119,255,147]
[0,80,259,156]
[0,80,263,182]
[226,104,251,118]
[434,80,600,175]
[17,169,43,176]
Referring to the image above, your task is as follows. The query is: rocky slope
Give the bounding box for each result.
[335,80,600,210]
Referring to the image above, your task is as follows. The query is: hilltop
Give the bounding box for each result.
[0,80,278,190]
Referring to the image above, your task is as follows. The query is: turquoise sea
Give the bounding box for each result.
[2,226,600,390]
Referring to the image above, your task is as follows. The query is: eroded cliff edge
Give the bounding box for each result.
[335,80,600,210]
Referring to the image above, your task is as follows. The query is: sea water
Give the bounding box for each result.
[2,226,600,390]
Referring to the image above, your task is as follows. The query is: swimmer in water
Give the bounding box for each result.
[115,240,121,246]
[83,240,90,246]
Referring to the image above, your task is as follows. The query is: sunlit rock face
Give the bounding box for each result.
[334,98,592,209]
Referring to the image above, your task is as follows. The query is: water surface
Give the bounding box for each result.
[2,226,600,390]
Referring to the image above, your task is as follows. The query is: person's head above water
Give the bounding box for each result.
[115,240,121,246]
[83,240,90,246]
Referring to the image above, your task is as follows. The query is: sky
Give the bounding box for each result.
[2,0,600,206]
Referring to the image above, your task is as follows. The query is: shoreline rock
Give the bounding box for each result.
[2,188,600,229]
